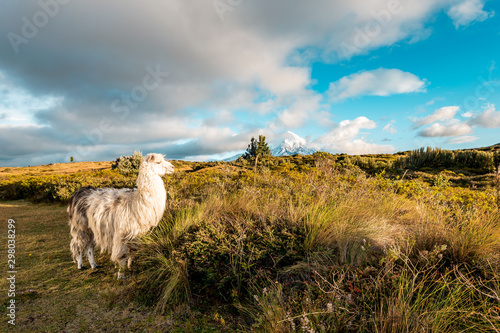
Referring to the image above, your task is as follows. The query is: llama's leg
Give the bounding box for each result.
[117,252,129,279]
[117,258,128,279]
[112,242,130,279]
[127,256,133,269]
[127,242,139,269]
[87,244,98,269]
[127,245,135,269]
[77,250,84,270]
[70,237,85,270]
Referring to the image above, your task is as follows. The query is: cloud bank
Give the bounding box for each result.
[0,0,495,166]
[315,117,395,154]
[414,104,500,142]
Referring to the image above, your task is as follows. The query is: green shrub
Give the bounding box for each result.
[398,147,454,169]
[176,209,305,301]
[454,149,494,171]
[111,150,143,175]
[395,147,495,173]
[494,151,500,172]
[432,174,451,188]
[0,171,135,203]
[191,161,222,171]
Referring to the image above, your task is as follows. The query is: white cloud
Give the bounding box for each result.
[273,93,323,129]
[383,122,397,134]
[328,68,427,101]
[418,120,472,137]
[315,116,395,154]
[415,104,500,141]
[447,135,479,144]
[447,0,494,28]
[470,104,500,128]
[425,97,445,105]
[413,106,459,127]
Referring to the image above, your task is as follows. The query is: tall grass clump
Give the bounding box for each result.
[396,147,454,169]
[445,207,500,261]
[303,185,405,265]
[134,189,307,311]
[134,204,205,311]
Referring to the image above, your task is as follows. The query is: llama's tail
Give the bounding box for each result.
[68,187,96,220]
[68,187,96,260]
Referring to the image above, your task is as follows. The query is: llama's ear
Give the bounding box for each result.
[145,154,154,163]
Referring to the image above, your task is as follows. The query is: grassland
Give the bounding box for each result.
[1,149,500,332]
[0,161,113,179]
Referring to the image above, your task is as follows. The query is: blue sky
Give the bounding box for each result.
[0,0,499,166]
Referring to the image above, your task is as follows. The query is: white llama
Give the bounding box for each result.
[68,153,174,278]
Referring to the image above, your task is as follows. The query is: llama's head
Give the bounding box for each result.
[143,153,175,176]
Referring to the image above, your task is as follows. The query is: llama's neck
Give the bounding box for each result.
[135,168,166,226]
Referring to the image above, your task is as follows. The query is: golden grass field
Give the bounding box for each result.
[1,150,499,332]
[0,161,113,179]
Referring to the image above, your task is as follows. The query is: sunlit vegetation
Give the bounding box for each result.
[1,146,500,331]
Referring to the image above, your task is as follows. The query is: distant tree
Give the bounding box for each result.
[244,135,271,184]
[70,156,74,163]
[243,135,271,160]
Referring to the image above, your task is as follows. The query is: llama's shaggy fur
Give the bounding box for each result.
[68,153,174,277]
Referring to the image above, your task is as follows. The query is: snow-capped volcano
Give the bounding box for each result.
[223,131,317,161]
[271,131,317,157]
